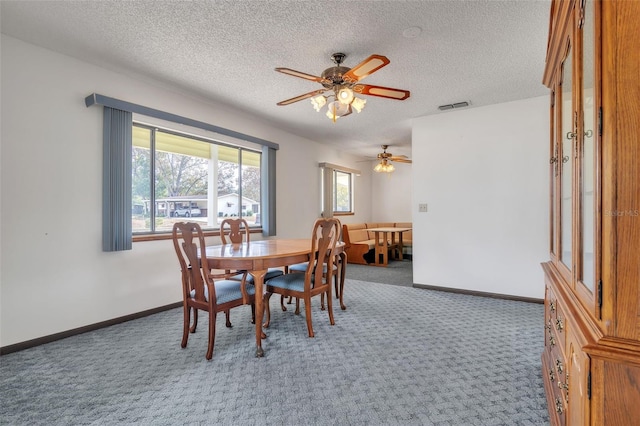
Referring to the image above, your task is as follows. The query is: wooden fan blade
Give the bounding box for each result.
[277,89,328,106]
[390,157,412,163]
[354,84,410,100]
[342,54,390,83]
[275,67,327,83]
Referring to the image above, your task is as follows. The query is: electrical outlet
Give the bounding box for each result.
[418,203,428,212]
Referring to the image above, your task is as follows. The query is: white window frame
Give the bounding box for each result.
[132,123,263,234]
[319,163,360,217]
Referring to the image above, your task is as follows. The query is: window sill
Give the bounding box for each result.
[133,227,264,242]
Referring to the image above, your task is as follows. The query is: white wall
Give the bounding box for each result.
[0,34,550,347]
[370,159,412,223]
[0,35,371,347]
[412,97,549,299]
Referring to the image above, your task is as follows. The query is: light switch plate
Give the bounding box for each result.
[418,203,428,212]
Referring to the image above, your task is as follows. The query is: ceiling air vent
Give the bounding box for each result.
[438,101,470,111]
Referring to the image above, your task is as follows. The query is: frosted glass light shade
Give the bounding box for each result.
[351,97,366,113]
[326,100,349,121]
[311,95,327,112]
[337,86,354,105]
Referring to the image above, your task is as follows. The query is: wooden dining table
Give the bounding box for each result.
[366,227,412,266]
[203,239,346,357]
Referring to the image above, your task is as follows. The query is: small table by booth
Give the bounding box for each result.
[366,227,411,266]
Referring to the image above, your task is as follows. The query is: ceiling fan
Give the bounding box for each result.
[275,52,410,121]
[374,145,412,173]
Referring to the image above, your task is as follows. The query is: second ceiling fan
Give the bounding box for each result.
[374,145,412,173]
[275,52,410,121]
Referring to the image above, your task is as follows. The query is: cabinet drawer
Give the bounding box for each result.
[545,285,558,321]
[545,287,567,354]
[542,349,567,425]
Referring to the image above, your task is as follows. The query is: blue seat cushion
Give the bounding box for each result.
[231,268,283,283]
[289,262,336,273]
[266,273,306,292]
[288,262,309,272]
[190,279,256,304]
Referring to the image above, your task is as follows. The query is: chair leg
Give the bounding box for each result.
[304,297,314,338]
[321,293,326,311]
[181,304,190,348]
[190,308,198,333]
[263,292,273,328]
[281,296,300,313]
[327,289,335,326]
[225,310,232,328]
[280,295,287,312]
[250,303,256,324]
[206,310,216,360]
[339,257,347,310]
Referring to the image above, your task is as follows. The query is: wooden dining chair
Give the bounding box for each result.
[220,217,284,322]
[219,218,251,280]
[286,218,345,311]
[172,222,256,360]
[219,218,284,284]
[263,218,341,337]
[219,217,250,245]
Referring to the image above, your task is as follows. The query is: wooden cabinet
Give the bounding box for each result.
[541,0,640,424]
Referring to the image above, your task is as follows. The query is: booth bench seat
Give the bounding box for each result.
[342,222,412,265]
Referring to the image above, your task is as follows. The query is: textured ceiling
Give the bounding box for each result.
[0,0,550,158]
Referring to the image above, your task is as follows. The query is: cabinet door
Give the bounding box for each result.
[567,336,590,425]
[558,39,574,279]
[576,0,600,312]
[550,90,559,260]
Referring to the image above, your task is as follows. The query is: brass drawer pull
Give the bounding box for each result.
[556,359,564,374]
[549,300,556,312]
[549,369,556,382]
[555,398,563,414]
[556,318,564,331]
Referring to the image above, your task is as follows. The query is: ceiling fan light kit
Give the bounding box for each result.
[276,52,410,122]
[374,159,395,173]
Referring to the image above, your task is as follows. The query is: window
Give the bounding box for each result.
[87,93,278,250]
[319,163,359,216]
[334,170,352,213]
[132,124,262,233]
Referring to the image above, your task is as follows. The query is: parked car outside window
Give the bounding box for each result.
[173,206,202,217]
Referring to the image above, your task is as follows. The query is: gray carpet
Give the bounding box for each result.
[345,259,413,287]
[0,279,549,425]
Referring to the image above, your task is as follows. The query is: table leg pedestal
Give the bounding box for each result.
[374,231,390,266]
